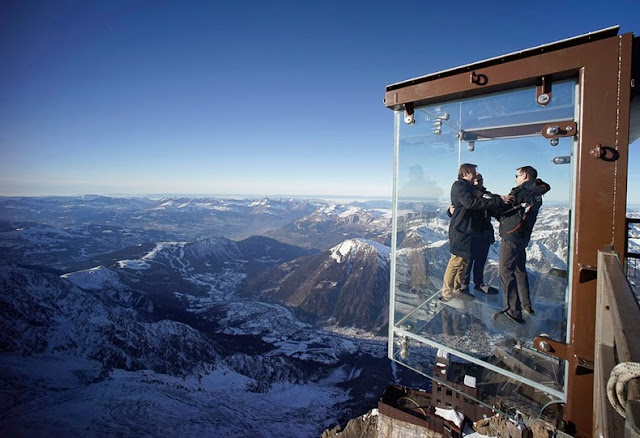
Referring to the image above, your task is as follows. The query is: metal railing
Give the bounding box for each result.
[594,250,640,437]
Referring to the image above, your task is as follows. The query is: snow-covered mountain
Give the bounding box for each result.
[0,259,417,437]
[264,203,391,250]
[0,253,423,437]
[0,220,172,271]
[0,261,218,376]
[239,238,390,332]
[0,196,417,437]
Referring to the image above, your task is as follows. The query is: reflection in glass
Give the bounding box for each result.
[390,80,576,419]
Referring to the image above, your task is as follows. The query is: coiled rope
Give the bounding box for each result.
[607,362,640,417]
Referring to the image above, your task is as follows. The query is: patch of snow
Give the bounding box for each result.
[435,407,463,427]
[117,259,150,270]
[62,266,123,291]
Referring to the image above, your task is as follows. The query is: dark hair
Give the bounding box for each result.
[518,166,538,180]
[458,163,477,179]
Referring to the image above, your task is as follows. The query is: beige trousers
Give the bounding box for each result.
[442,254,470,298]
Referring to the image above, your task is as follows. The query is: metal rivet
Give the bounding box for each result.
[538,94,550,104]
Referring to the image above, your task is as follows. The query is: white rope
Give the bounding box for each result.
[606,362,640,418]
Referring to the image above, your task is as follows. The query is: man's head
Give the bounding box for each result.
[474,173,484,188]
[515,166,537,186]
[458,163,478,182]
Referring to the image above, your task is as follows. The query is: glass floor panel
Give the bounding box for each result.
[394,281,565,395]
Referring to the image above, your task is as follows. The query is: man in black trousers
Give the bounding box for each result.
[463,173,496,294]
[497,166,550,323]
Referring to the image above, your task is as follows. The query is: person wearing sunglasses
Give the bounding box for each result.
[497,166,551,323]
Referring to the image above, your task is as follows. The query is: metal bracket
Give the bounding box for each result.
[404,103,415,124]
[536,76,552,105]
[541,121,578,139]
[534,336,568,359]
[533,337,594,376]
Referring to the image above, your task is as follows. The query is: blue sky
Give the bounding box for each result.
[1,0,639,200]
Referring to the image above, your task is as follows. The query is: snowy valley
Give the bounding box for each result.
[0,196,607,437]
[0,196,414,437]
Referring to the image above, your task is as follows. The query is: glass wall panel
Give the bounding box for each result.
[389,80,576,415]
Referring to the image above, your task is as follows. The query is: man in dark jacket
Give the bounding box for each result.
[440,164,510,302]
[462,173,496,293]
[447,173,496,294]
[497,166,551,323]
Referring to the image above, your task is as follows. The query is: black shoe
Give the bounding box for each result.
[523,306,535,316]
[504,311,525,324]
[439,296,453,303]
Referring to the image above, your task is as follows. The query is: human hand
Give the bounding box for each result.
[501,194,513,203]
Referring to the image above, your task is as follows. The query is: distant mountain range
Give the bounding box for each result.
[0,196,421,437]
[1,195,618,436]
[0,196,322,242]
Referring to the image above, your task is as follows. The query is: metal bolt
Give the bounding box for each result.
[550,138,559,147]
[546,125,560,136]
[591,145,604,159]
[566,125,573,132]
[552,156,571,164]
[537,94,550,105]
[538,340,552,352]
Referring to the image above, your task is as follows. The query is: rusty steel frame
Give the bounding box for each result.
[385,30,634,437]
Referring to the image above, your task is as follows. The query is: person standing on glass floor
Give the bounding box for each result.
[497,166,551,323]
[447,173,496,294]
[440,164,510,303]
[462,173,497,294]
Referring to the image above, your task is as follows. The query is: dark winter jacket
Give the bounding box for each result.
[471,187,496,243]
[498,179,551,244]
[448,178,503,258]
[447,187,496,242]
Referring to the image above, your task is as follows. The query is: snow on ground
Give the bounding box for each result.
[0,354,349,438]
[219,301,309,338]
[330,238,391,263]
[62,266,124,291]
[117,259,150,270]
